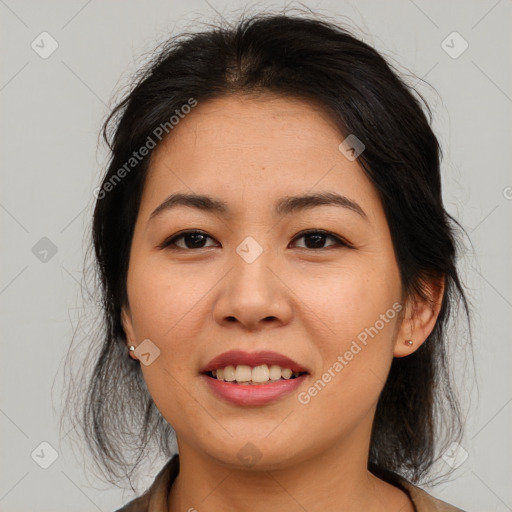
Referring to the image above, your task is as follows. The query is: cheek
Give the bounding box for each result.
[291,253,401,340]
[294,278,399,437]
[126,254,211,339]
[292,256,401,395]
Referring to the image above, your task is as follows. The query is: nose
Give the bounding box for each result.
[212,244,293,332]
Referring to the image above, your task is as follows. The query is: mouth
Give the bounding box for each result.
[199,349,310,386]
[200,366,310,406]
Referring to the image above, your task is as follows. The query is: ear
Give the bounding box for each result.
[121,306,138,360]
[394,275,445,358]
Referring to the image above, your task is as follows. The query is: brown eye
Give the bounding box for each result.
[159,229,350,251]
[160,230,218,250]
[290,230,348,250]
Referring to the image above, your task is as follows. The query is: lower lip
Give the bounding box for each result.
[201,373,308,406]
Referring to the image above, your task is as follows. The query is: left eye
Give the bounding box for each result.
[291,230,347,250]
[159,229,348,251]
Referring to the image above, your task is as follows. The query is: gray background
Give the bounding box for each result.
[1,1,511,511]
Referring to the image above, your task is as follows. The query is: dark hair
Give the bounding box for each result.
[61,7,473,491]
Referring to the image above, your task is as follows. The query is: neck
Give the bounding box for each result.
[167,427,413,512]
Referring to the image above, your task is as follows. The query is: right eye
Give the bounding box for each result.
[158,230,219,250]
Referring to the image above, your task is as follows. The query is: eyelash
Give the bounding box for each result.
[158,229,351,251]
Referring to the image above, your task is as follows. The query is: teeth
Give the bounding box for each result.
[235,364,252,382]
[210,364,302,384]
[269,364,282,381]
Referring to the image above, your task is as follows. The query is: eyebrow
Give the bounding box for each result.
[149,191,368,222]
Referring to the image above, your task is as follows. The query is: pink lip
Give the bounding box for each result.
[201,373,309,406]
[200,350,309,374]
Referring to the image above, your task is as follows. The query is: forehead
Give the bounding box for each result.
[152,93,343,159]
[140,93,378,219]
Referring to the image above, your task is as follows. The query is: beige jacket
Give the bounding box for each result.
[115,455,466,512]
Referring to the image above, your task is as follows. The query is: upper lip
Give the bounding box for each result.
[200,350,309,374]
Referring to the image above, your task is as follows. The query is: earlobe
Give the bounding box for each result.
[393,275,445,358]
[121,307,138,360]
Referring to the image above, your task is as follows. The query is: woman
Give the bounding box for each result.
[64,10,472,512]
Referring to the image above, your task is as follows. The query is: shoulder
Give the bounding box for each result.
[113,493,150,512]
[397,476,467,512]
[113,455,180,512]
[371,465,468,512]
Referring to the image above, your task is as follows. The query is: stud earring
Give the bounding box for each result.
[405,339,414,346]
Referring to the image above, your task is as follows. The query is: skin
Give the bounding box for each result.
[121,93,444,512]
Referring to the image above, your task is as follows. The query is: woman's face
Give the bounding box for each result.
[122,93,415,470]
